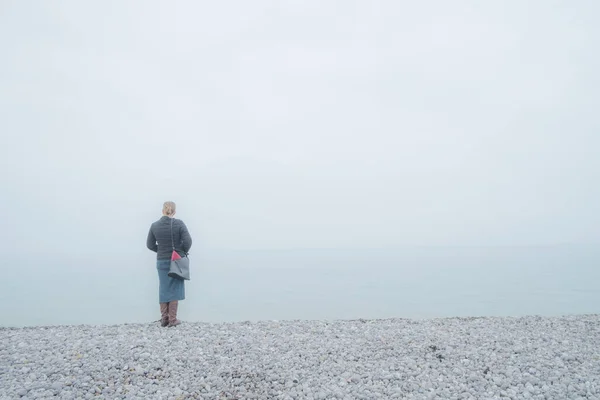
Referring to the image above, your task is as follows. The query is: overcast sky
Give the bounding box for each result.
[1,0,598,253]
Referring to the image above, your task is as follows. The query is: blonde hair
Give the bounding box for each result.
[162,201,176,216]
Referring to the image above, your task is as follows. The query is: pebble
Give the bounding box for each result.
[0,315,599,398]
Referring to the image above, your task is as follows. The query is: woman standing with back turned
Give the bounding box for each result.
[146,201,192,327]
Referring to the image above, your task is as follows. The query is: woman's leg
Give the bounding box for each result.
[168,300,181,327]
[157,260,171,326]
[160,303,169,327]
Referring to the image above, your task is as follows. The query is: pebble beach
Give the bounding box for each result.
[1,314,599,400]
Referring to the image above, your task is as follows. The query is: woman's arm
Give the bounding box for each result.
[146,227,158,252]
[179,222,192,253]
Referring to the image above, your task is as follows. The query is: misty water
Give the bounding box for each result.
[3,245,599,328]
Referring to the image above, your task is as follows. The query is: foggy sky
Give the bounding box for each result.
[1,0,599,254]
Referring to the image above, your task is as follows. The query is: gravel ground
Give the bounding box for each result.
[1,314,599,400]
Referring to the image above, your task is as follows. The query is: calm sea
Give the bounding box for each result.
[2,246,599,327]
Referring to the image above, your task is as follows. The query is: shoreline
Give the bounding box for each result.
[4,312,600,330]
[2,314,599,399]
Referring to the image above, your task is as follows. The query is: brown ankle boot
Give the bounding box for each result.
[160,303,169,327]
[168,301,181,327]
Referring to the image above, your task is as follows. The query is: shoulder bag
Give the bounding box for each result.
[168,218,191,280]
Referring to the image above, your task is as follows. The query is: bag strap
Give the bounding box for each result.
[170,217,188,257]
[170,218,175,251]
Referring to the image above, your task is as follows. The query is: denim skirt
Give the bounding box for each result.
[157,259,185,303]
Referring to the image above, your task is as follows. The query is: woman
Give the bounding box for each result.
[146,201,192,327]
